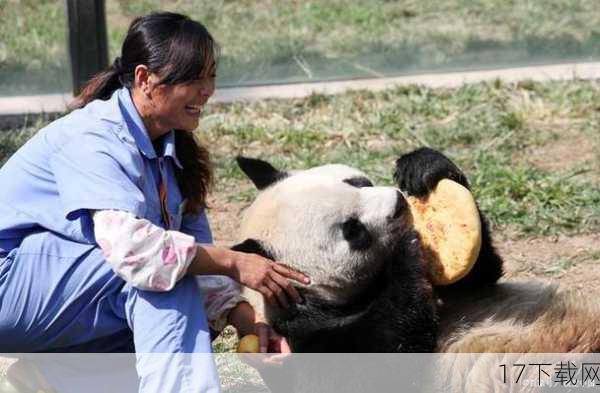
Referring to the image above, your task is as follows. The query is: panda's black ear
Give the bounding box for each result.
[231,238,275,261]
[236,156,288,190]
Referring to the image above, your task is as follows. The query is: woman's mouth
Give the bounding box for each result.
[185,105,203,115]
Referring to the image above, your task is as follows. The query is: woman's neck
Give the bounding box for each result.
[131,87,167,141]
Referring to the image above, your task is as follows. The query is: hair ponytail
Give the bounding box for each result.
[69,59,124,110]
[174,131,213,213]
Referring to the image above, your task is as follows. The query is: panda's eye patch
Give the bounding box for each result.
[342,218,372,250]
[343,177,373,188]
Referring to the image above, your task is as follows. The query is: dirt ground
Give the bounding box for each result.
[525,131,599,184]
[498,233,600,289]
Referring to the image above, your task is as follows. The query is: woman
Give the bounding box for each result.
[0,11,308,392]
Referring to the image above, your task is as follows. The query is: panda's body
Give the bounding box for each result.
[438,281,600,352]
[233,149,600,355]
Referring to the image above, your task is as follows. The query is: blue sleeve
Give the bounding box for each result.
[50,132,147,221]
[180,208,213,244]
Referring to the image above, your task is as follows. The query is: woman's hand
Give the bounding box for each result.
[229,302,292,368]
[229,302,292,353]
[254,321,291,354]
[230,250,309,308]
[188,245,310,308]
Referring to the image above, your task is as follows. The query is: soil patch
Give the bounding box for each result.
[526,133,599,183]
[207,194,251,247]
[497,232,600,291]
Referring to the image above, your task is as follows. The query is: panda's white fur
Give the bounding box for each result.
[236,157,600,354]
[239,164,411,321]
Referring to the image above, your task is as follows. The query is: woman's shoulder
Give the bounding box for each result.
[41,95,132,155]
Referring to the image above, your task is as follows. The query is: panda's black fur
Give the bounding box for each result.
[234,231,438,352]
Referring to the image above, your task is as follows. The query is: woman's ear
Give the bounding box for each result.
[133,64,152,96]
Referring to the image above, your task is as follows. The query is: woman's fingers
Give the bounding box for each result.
[279,336,292,354]
[267,329,292,354]
[258,285,276,307]
[236,252,310,307]
[272,262,311,285]
[268,270,302,305]
[256,324,270,353]
[265,277,289,308]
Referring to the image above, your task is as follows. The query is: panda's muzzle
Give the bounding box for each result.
[391,190,408,219]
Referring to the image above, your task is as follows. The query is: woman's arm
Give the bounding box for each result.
[93,209,309,307]
[93,209,196,291]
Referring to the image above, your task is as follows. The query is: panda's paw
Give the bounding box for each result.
[394,147,469,197]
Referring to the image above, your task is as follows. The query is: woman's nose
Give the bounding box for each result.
[199,81,215,99]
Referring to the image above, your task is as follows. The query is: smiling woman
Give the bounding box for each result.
[70,11,218,213]
[0,11,308,393]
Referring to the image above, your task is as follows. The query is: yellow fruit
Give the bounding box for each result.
[237,334,260,353]
[407,179,482,286]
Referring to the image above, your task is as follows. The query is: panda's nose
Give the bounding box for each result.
[391,190,408,219]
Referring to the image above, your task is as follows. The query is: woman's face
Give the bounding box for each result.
[150,69,216,132]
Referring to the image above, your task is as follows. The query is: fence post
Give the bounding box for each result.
[65,0,108,95]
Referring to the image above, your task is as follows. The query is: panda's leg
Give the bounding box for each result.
[394,147,503,289]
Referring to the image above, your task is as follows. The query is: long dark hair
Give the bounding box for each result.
[71,12,216,214]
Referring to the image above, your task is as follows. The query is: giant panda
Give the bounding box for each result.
[232,148,600,354]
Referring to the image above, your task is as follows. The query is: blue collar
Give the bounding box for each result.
[117,87,183,169]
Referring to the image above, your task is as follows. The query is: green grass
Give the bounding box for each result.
[0,0,72,95]
[198,79,600,237]
[1,79,599,238]
[0,123,40,166]
[1,0,600,94]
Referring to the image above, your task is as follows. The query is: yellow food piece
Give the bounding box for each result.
[237,334,260,353]
[407,179,482,285]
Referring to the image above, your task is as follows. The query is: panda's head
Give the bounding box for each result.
[235,157,413,305]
